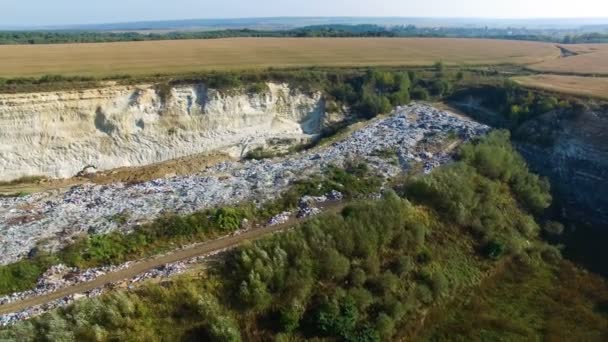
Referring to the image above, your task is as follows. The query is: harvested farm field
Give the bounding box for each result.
[0,38,560,77]
[529,44,608,76]
[513,74,608,100]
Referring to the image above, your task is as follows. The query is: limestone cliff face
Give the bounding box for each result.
[516,106,608,227]
[0,83,328,181]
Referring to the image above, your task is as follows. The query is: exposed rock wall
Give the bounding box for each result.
[0,83,328,181]
[516,107,608,227]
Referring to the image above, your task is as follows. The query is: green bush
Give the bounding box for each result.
[214,208,244,231]
[410,87,430,100]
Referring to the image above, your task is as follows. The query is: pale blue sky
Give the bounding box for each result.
[2,0,607,26]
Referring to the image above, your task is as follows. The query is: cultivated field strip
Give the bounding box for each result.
[514,74,608,100]
[0,38,560,77]
[529,44,608,75]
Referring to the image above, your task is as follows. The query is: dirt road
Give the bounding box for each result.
[0,203,344,315]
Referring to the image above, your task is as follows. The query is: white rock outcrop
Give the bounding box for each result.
[0,83,326,181]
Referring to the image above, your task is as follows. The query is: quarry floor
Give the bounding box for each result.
[0,103,490,325]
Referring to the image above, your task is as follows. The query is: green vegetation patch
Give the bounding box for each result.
[423,259,608,341]
[0,164,383,295]
[0,131,573,342]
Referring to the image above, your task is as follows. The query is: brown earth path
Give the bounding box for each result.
[0,203,345,315]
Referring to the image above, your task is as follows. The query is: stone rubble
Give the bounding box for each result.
[0,104,489,266]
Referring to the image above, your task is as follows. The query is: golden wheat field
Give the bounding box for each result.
[514,74,608,100]
[0,38,560,78]
[529,44,608,75]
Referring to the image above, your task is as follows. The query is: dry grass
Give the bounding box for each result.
[0,152,230,195]
[529,44,608,76]
[513,74,608,100]
[0,38,559,78]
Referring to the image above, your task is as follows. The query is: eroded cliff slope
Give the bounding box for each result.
[0,83,328,181]
[516,106,608,227]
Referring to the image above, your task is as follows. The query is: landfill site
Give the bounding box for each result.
[0,103,488,325]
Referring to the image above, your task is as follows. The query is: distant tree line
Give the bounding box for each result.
[562,33,608,43]
[0,24,603,44]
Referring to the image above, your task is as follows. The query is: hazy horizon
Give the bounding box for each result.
[2,16,608,32]
[2,0,608,28]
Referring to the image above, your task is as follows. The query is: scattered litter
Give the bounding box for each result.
[0,104,488,267]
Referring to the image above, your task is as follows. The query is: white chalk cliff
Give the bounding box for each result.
[0,83,329,181]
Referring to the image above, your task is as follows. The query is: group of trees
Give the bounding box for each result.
[326,67,453,119]
[0,131,558,341]
[562,33,608,44]
[405,131,552,258]
[449,81,571,128]
[0,65,457,111]
[0,24,596,45]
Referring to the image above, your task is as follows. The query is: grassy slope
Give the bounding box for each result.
[421,259,608,341]
[0,38,559,78]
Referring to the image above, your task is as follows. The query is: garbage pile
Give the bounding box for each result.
[0,262,134,306]
[0,294,81,327]
[0,252,222,327]
[268,211,292,226]
[0,104,488,266]
[297,190,343,218]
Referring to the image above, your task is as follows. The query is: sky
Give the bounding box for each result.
[2,0,607,27]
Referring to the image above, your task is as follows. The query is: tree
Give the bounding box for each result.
[390,88,411,106]
[279,300,305,332]
[408,70,418,85]
[456,70,465,81]
[433,61,445,77]
[349,268,367,287]
[375,313,396,340]
[319,248,351,281]
[410,87,430,101]
[429,79,450,96]
[238,271,272,311]
[315,296,359,339]
[214,208,243,231]
[357,93,392,119]
[197,293,242,342]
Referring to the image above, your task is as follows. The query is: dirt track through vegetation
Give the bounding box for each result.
[0,203,344,315]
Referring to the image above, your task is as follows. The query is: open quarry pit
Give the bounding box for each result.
[0,103,488,266]
[0,82,332,182]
